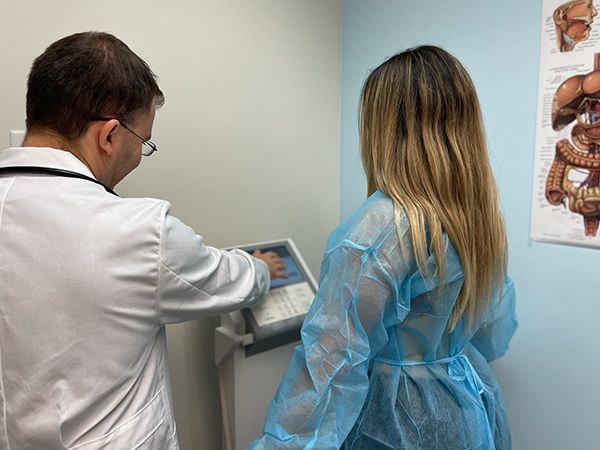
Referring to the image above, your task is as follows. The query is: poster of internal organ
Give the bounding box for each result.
[531,0,600,248]
[547,53,600,236]
[554,0,597,52]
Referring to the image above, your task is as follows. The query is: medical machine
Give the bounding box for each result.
[214,238,317,450]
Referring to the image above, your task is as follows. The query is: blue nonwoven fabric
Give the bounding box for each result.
[249,191,517,450]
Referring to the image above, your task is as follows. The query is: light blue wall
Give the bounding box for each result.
[341,1,600,449]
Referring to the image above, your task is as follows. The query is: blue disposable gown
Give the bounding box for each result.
[249,191,517,450]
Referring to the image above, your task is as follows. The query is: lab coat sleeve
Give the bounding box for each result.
[470,277,517,362]
[249,241,411,450]
[157,208,270,324]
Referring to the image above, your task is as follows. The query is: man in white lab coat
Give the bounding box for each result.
[0,32,285,449]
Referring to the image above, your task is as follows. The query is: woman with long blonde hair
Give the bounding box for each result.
[250,46,517,450]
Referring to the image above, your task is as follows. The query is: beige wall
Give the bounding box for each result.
[0,1,341,448]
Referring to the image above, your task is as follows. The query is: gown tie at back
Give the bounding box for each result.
[372,352,485,395]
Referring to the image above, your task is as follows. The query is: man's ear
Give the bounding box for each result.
[97,119,120,156]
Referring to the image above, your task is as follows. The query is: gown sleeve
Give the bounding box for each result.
[470,276,518,362]
[249,237,412,450]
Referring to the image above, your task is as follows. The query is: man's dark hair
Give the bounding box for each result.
[26,31,165,141]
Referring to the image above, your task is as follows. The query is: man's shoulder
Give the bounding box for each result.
[102,195,173,226]
[118,196,171,211]
[108,193,167,208]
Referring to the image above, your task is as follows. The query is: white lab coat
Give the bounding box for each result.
[0,147,270,449]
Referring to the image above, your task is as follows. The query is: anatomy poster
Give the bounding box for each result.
[531,0,600,247]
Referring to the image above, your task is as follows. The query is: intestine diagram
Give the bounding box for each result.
[546,53,600,237]
[554,0,597,52]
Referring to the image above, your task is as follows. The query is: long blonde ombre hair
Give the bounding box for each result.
[359,46,507,330]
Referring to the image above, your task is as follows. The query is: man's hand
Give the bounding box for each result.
[252,249,288,280]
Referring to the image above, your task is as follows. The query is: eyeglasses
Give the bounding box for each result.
[90,117,158,156]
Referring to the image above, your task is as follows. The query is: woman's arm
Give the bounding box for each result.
[470,277,518,362]
[250,237,411,450]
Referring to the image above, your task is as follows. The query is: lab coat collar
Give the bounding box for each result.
[0,147,97,180]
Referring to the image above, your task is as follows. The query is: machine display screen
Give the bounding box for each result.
[251,245,305,289]
[230,239,318,355]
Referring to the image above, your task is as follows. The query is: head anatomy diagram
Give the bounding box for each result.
[554,0,597,52]
[359,46,507,330]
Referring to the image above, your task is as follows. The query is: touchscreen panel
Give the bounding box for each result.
[247,245,305,288]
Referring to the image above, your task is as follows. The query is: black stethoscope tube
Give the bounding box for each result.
[0,166,118,196]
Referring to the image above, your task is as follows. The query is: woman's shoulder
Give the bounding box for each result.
[326,191,405,252]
